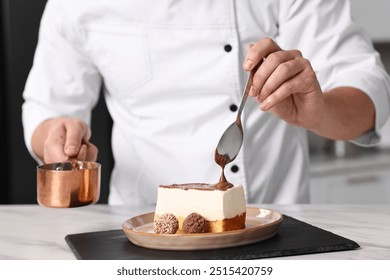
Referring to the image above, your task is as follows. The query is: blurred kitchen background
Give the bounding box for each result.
[1,0,389,204]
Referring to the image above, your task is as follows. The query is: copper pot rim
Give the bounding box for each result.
[37,160,101,171]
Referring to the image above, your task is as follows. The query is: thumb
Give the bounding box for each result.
[63,119,91,158]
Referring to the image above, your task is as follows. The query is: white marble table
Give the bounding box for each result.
[0,204,389,260]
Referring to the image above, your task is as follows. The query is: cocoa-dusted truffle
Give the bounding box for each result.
[183,213,208,234]
[153,213,179,234]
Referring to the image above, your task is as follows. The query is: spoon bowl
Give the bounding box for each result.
[215,121,243,163]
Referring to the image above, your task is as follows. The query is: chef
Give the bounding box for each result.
[22,0,390,205]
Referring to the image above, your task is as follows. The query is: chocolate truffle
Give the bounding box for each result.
[153,213,179,234]
[183,213,208,234]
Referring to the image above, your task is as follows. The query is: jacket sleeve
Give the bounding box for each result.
[22,0,102,159]
[276,0,390,146]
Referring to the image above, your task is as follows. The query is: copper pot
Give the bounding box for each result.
[37,161,101,208]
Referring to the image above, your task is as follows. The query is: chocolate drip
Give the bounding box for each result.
[214,150,233,190]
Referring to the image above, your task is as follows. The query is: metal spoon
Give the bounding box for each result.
[215,68,257,172]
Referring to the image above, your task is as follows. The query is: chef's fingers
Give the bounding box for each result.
[63,119,91,158]
[249,50,297,98]
[243,38,281,71]
[86,142,98,162]
[69,142,98,162]
[260,59,317,111]
[76,144,88,161]
[257,54,307,103]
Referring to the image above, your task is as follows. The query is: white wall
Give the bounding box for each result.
[351,0,390,42]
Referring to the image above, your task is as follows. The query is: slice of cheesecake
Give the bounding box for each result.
[154,183,246,233]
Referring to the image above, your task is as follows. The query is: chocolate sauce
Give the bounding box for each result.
[214,149,233,190]
[160,180,232,192]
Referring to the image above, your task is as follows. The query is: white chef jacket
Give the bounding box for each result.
[22,0,390,205]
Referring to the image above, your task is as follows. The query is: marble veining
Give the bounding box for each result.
[0,204,389,260]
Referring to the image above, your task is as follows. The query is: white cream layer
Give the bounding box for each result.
[154,185,246,220]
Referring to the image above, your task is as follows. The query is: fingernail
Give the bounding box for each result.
[260,99,269,111]
[243,59,253,70]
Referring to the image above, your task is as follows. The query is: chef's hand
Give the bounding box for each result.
[243,37,324,130]
[31,117,98,163]
[243,37,375,140]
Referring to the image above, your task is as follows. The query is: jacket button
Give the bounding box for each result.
[224,44,232,52]
[231,165,239,173]
[230,104,238,112]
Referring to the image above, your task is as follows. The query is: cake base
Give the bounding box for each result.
[154,212,246,233]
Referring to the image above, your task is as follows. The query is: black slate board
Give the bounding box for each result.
[64,215,360,260]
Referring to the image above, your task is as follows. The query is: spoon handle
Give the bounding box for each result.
[236,68,257,123]
[236,75,251,120]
